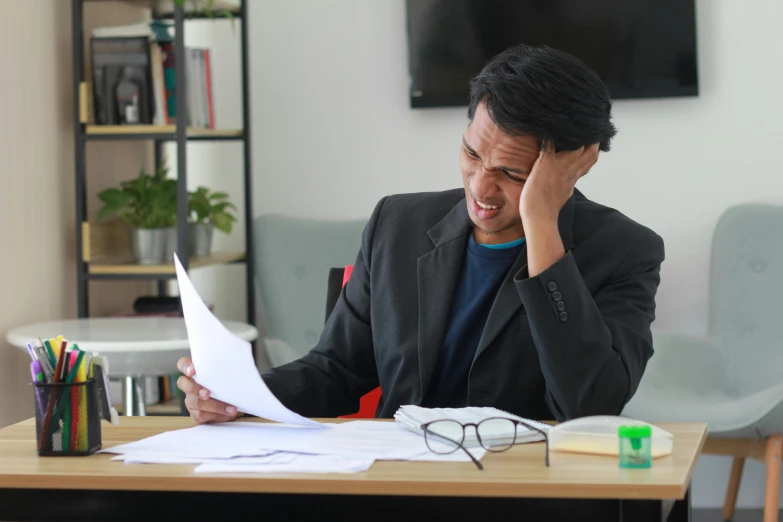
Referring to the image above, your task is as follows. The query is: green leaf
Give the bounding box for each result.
[210,201,234,213]
[96,205,117,222]
[97,188,127,206]
[96,189,132,221]
[211,212,233,234]
[187,186,237,232]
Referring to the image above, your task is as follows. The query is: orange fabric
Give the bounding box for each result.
[337,265,382,419]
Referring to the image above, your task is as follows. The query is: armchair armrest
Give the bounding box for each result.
[637,330,733,395]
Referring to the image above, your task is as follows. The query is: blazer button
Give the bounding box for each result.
[547,281,558,292]
[559,311,568,322]
[556,301,566,311]
[552,291,562,301]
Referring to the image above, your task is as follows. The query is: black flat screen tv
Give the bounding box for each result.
[406,0,698,108]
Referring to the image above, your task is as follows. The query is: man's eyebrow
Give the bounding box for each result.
[462,137,479,156]
[496,165,527,175]
[462,137,528,176]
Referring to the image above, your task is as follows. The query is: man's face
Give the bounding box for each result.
[460,102,540,244]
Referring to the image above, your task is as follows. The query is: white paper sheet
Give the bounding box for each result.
[194,455,375,474]
[111,451,282,465]
[174,255,321,427]
[100,422,325,459]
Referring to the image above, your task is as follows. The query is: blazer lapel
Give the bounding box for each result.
[472,245,528,363]
[472,192,577,362]
[417,199,472,400]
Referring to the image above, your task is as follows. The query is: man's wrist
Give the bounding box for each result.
[523,215,565,278]
[522,209,559,235]
[521,205,560,228]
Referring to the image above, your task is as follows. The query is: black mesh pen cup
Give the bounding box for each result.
[33,379,102,456]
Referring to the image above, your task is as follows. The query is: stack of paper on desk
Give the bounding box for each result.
[395,405,549,448]
[101,420,485,473]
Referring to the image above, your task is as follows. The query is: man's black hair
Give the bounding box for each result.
[468,44,617,152]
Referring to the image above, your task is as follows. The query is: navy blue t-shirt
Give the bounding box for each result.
[424,234,525,407]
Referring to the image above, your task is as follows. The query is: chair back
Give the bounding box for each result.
[710,204,783,390]
[326,264,382,419]
[253,214,365,367]
[325,267,346,323]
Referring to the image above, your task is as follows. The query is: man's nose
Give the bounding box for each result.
[471,166,499,196]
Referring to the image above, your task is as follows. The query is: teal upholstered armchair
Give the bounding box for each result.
[252,214,366,367]
[623,204,783,521]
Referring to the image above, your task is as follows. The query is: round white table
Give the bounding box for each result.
[6,317,258,416]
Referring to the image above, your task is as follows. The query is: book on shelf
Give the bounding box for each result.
[109,374,183,409]
[90,20,215,129]
[158,373,184,403]
[91,20,173,40]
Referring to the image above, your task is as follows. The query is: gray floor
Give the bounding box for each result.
[693,508,783,521]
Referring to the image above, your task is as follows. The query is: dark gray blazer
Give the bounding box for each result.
[262,188,665,421]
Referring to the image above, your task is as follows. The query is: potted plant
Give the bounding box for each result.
[187,186,237,257]
[97,165,177,265]
[172,0,236,21]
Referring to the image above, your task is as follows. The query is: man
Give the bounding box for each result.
[177,44,664,425]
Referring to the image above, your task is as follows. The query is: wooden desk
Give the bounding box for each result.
[0,417,706,522]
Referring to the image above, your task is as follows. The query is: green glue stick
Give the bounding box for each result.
[618,425,652,468]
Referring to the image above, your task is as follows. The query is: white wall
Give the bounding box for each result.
[0,0,75,428]
[0,0,156,428]
[248,0,783,508]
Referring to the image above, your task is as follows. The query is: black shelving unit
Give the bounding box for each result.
[70,0,255,331]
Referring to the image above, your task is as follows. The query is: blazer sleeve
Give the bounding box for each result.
[514,229,665,421]
[259,198,385,417]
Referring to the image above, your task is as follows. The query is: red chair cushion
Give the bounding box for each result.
[337,264,381,419]
[341,265,354,287]
[339,386,382,419]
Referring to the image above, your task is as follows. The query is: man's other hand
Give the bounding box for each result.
[176,357,242,424]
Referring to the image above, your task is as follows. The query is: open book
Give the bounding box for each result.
[394,405,549,449]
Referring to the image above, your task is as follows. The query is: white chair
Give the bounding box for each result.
[252,214,365,367]
[624,204,783,521]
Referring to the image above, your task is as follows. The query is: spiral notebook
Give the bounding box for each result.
[394,405,550,449]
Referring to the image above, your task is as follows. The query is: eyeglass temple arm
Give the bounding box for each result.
[517,420,550,467]
[432,431,484,471]
[459,442,484,470]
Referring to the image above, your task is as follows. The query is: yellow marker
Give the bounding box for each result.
[76,348,88,451]
[77,352,87,382]
[50,336,64,359]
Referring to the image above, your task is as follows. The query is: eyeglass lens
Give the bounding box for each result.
[476,417,517,452]
[424,419,465,454]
